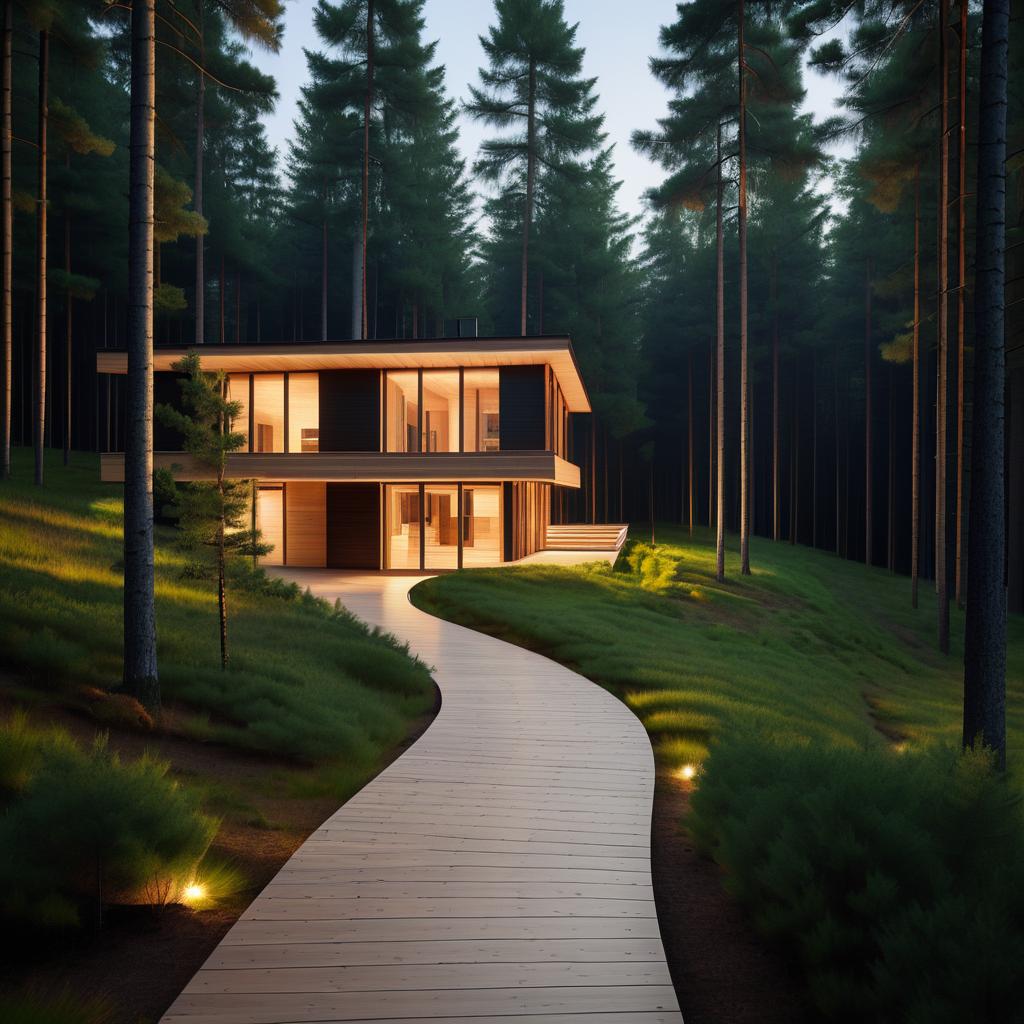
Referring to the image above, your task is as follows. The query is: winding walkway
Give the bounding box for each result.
[162,570,682,1024]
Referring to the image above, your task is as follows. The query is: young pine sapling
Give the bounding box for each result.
[156,353,271,669]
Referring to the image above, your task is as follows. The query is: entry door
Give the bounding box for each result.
[326,483,381,569]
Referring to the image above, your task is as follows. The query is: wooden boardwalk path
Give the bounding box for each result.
[162,570,682,1024]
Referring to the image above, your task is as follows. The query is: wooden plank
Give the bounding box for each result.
[164,985,681,1023]
[159,574,681,1024]
[205,936,669,970]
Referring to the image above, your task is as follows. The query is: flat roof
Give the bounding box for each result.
[95,335,591,413]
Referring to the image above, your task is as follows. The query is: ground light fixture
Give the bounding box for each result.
[180,882,207,907]
[675,763,698,782]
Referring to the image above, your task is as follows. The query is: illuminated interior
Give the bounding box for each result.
[227,373,249,448]
[256,485,284,565]
[424,485,459,568]
[421,371,460,453]
[287,373,319,453]
[385,371,419,452]
[462,485,501,566]
[252,374,284,453]
[463,369,500,452]
[385,484,421,569]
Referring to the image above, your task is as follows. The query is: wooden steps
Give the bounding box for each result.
[544,523,628,552]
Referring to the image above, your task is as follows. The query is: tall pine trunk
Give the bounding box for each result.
[716,123,726,582]
[864,257,872,565]
[737,0,750,575]
[217,456,228,670]
[63,207,71,465]
[321,207,328,341]
[936,0,951,653]
[194,5,204,345]
[521,58,537,337]
[771,259,779,541]
[1,0,10,478]
[834,341,840,555]
[962,0,1007,769]
[687,350,694,534]
[360,0,374,340]
[812,348,818,549]
[954,0,968,606]
[123,0,159,711]
[34,30,47,486]
[912,166,921,607]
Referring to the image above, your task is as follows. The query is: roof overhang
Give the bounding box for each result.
[96,336,591,413]
[99,450,582,488]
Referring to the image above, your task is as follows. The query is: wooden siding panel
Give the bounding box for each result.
[286,482,326,567]
[499,365,546,451]
[327,483,381,570]
[100,451,581,487]
[319,370,381,452]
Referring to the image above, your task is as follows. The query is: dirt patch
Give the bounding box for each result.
[0,681,440,1024]
[651,771,813,1024]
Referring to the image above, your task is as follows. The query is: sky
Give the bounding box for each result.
[257,0,850,226]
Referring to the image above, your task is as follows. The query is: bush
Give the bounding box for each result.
[689,734,1024,1023]
[0,717,216,931]
[0,992,111,1024]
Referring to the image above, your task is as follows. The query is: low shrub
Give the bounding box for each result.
[0,717,216,931]
[689,734,1024,1023]
[0,992,112,1024]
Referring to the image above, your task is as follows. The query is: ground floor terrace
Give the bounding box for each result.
[250,479,555,572]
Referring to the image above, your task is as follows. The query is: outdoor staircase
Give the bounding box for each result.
[544,522,629,553]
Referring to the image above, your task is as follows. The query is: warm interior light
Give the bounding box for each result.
[181,882,206,906]
[676,763,698,782]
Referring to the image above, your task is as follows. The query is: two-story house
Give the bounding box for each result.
[96,333,588,571]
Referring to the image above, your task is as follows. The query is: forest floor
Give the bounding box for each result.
[411,526,1024,1022]
[0,449,438,1024]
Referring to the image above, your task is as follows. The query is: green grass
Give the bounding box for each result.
[412,523,1024,780]
[0,448,434,768]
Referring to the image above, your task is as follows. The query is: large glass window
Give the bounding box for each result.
[424,485,459,569]
[462,485,501,567]
[421,371,460,452]
[257,485,284,566]
[462,369,500,452]
[227,373,250,450]
[384,484,421,569]
[384,371,419,452]
[252,374,285,453]
[287,373,319,453]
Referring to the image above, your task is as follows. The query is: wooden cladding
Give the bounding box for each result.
[499,365,546,451]
[285,482,326,567]
[503,480,551,561]
[100,450,581,488]
[319,370,381,452]
[327,483,381,570]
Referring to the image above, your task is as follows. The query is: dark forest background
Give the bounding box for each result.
[4,0,1023,611]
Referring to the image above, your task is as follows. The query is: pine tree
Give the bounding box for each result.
[467,0,601,337]
[157,353,270,670]
[962,0,1008,769]
[123,0,159,711]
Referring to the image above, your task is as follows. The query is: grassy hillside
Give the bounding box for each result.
[412,526,1024,1021]
[0,448,434,767]
[413,524,1024,778]
[0,448,436,1023]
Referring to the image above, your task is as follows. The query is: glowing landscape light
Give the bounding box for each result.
[676,763,698,782]
[181,882,207,906]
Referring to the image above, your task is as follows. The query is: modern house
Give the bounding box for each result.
[96,334,596,571]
